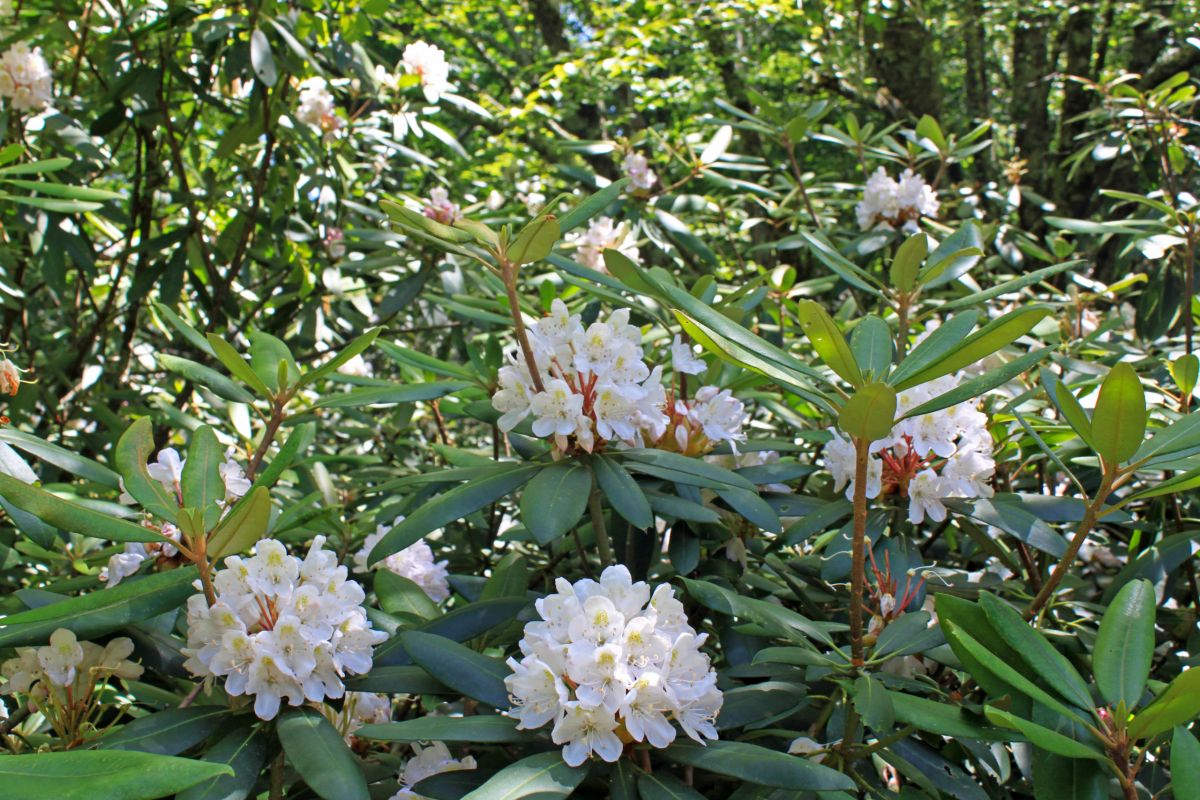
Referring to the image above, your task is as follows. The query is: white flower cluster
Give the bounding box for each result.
[505,565,722,767]
[0,43,52,112]
[423,187,461,225]
[492,299,746,455]
[824,373,994,524]
[855,167,939,233]
[296,77,341,134]
[492,299,667,453]
[390,741,477,800]
[1,628,142,699]
[182,537,386,720]
[516,176,546,215]
[401,41,452,103]
[568,216,639,271]
[353,523,451,603]
[623,152,657,192]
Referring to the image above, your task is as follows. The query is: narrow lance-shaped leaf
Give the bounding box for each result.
[1093,579,1156,709]
[797,300,863,386]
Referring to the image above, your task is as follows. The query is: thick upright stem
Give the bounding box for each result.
[247,397,288,480]
[849,437,871,665]
[896,295,912,357]
[589,487,612,565]
[1027,467,1116,618]
[502,263,545,393]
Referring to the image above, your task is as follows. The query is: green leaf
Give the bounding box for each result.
[935,594,1027,698]
[276,707,369,800]
[376,570,439,619]
[461,752,589,800]
[1172,727,1200,799]
[355,715,527,743]
[901,346,1052,419]
[177,721,269,800]
[98,706,228,756]
[1042,370,1098,451]
[0,429,120,488]
[1093,579,1155,709]
[892,306,1050,390]
[838,382,897,442]
[715,486,781,533]
[850,315,893,381]
[888,311,979,387]
[619,449,756,491]
[1131,412,1200,466]
[1129,669,1200,739]
[205,334,272,398]
[853,674,896,731]
[314,380,472,408]
[889,691,1018,741]
[979,593,1093,711]
[0,471,160,543]
[251,423,313,491]
[603,249,660,296]
[984,707,1106,760]
[369,464,539,565]
[942,620,1092,727]
[520,461,593,545]
[157,354,256,404]
[248,331,300,393]
[593,455,653,529]
[401,630,510,708]
[381,198,477,245]
[1091,362,1147,465]
[297,327,382,389]
[0,567,198,647]
[665,740,855,791]
[249,28,276,85]
[919,221,984,288]
[508,215,560,265]
[181,425,224,529]
[557,179,631,234]
[207,486,271,559]
[915,115,947,151]
[797,300,863,386]
[797,230,883,294]
[0,751,233,800]
[637,771,708,800]
[116,417,180,520]
[890,234,926,291]
[1170,354,1199,396]
[936,259,1084,311]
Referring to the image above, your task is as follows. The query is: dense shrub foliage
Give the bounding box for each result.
[0,1,1197,798]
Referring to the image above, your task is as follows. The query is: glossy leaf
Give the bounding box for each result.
[0,751,232,800]
[277,707,369,800]
[593,454,653,528]
[520,461,592,545]
[797,300,863,386]
[401,630,510,708]
[1091,362,1146,465]
[177,721,269,800]
[1093,579,1155,709]
[665,740,855,791]
[850,315,893,380]
[461,751,589,799]
[207,486,271,559]
[355,715,527,743]
[838,382,897,441]
[508,214,560,265]
[116,417,180,520]
[0,471,160,543]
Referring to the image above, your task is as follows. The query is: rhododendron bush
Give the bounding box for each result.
[0,1,1198,798]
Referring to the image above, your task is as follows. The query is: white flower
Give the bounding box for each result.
[0,43,53,112]
[391,741,476,800]
[401,41,452,103]
[553,702,624,767]
[907,468,947,525]
[855,167,938,232]
[296,77,340,133]
[623,152,657,191]
[353,524,451,603]
[221,448,252,501]
[101,544,147,588]
[671,335,706,375]
[568,216,639,271]
[788,736,828,763]
[146,447,185,492]
[505,565,721,765]
[530,379,586,438]
[37,628,83,687]
[183,537,385,720]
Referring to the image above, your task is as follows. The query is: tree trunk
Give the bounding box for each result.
[867,2,942,120]
[1011,8,1053,231]
[1056,3,1096,218]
